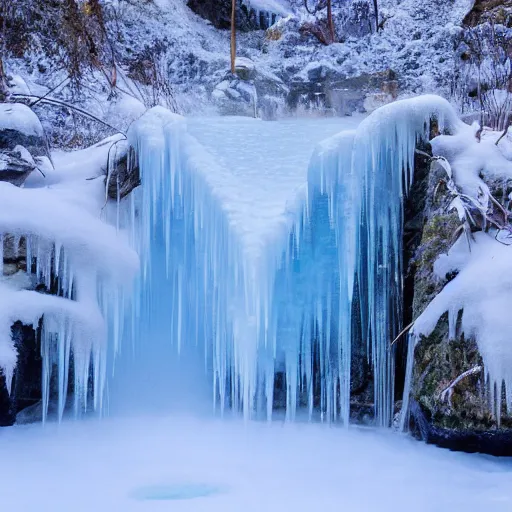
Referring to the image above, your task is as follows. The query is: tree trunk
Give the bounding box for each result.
[373,0,379,32]
[230,0,237,74]
[327,0,335,43]
[0,57,8,101]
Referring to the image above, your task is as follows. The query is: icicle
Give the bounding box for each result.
[399,334,416,432]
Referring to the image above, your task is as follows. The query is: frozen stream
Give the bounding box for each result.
[1,416,512,511]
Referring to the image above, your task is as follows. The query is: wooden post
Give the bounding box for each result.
[230,0,237,74]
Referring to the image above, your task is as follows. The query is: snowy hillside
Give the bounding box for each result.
[2,0,484,137]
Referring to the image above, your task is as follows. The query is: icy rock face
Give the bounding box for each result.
[187,0,259,30]
[0,125,139,425]
[188,0,288,30]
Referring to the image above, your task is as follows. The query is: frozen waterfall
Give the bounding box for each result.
[109,95,460,426]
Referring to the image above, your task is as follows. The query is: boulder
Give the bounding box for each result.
[235,57,256,81]
[212,60,288,118]
[403,141,512,455]
[463,0,512,27]
[0,322,40,427]
[287,69,397,116]
[2,236,27,276]
[0,103,50,159]
[0,146,37,186]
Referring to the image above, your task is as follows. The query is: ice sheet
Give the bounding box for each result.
[0,416,511,512]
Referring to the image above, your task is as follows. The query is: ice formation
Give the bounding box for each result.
[120,95,461,426]
[4,93,496,427]
[0,145,138,422]
[242,0,291,28]
[301,95,460,425]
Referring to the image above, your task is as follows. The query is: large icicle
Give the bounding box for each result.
[303,95,460,426]
[124,108,258,417]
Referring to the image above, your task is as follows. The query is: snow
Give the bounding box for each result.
[186,115,363,259]
[413,231,512,421]
[405,113,512,422]
[0,103,44,137]
[0,125,139,422]
[431,123,512,200]
[3,0,479,132]
[1,416,511,511]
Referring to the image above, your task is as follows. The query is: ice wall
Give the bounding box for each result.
[295,96,463,425]
[120,96,460,426]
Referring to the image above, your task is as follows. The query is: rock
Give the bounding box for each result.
[0,146,37,186]
[2,235,27,276]
[0,103,51,160]
[403,134,512,454]
[104,139,141,200]
[0,322,40,427]
[212,75,258,117]
[288,70,396,116]
[463,0,512,27]
[225,87,242,100]
[0,373,15,426]
[235,57,256,81]
[409,399,512,456]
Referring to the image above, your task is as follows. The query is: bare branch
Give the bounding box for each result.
[10,94,125,135]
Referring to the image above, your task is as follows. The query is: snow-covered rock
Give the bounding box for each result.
[0,103,50,161]
[402,117,512,451]
[235,57,257,80]
[0,148,36,187]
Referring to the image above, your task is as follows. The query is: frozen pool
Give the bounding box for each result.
[1,416,511,511]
